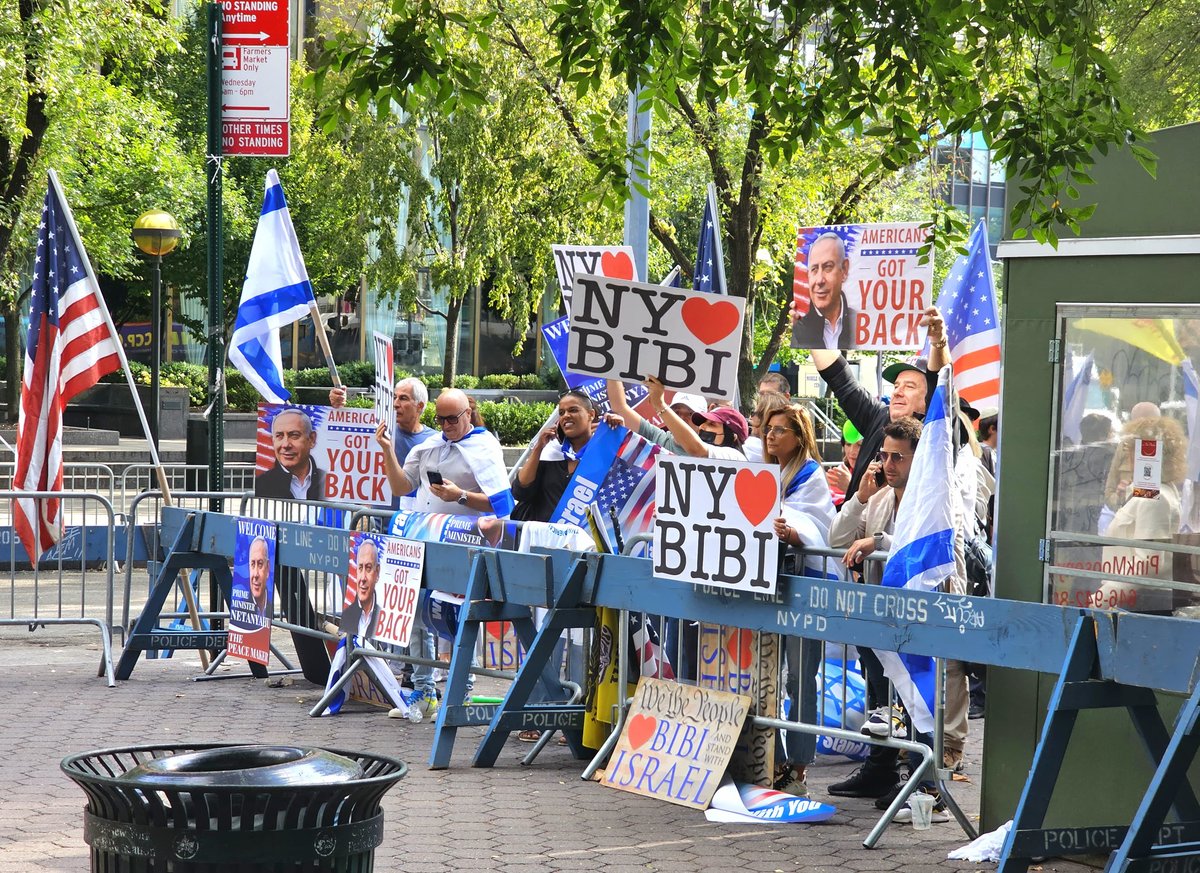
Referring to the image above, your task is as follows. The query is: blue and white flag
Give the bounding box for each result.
[1183,360,1200,482]
[875,367,956,734]
[693,182,726,294]
[229,169,317,403]
[1060,352,1095,445]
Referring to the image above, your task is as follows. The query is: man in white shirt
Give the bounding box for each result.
[378,388,514,518]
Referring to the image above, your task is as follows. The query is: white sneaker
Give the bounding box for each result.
[861,705,907,738]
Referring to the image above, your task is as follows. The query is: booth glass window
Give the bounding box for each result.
[1046,306,1200,616]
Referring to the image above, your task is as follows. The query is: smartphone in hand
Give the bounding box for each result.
[426,470,444,486]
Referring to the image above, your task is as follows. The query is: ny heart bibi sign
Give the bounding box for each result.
[654,456,782,594]
[566,276,745,401]
[603,677,751,810]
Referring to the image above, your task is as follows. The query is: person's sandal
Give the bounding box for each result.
[517,729,541,742]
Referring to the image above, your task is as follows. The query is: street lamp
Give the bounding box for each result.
[132,210,180,447]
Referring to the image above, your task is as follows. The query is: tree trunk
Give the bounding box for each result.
[4,303,19,422]
[441,292,466,388]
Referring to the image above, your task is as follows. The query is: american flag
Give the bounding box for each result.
[791,225,861,318]
[693,182,726,294]
[14,173,122,562]
[938,220,1001,410]
[593,430,660,552]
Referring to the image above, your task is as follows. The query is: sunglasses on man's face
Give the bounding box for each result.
[876,450,908,464]
[436,409,469,426]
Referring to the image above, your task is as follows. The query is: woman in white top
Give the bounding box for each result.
[764,404,841,797]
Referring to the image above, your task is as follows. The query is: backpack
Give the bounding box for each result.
[964,526,993,598]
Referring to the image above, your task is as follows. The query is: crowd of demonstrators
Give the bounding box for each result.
[763,403,841,798]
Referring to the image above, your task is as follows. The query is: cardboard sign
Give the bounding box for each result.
[339,532,425,647]
[705,778,837,824]
[372,331,395,443]
[552,244,638,311]
[389,509,518,550]
[228,517,276,665]
[653,456,781,594]
[255,404,391,505]
[566,276,745,401]
[602,677,751,809]
[697,625,778,785]
[791,222,933,351]
[1132,438,1163,499]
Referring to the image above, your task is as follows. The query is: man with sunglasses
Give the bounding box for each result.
[377,388,514,519]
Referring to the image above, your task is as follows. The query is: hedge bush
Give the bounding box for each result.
[452,374,479,389]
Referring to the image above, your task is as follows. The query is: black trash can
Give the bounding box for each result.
[61,743,407,872]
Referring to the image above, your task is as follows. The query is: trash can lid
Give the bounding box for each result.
[119,745,364,788]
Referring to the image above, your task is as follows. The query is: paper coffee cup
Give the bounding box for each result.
[908,792,935,830]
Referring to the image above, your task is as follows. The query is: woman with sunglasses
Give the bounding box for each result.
[763,404,841,798]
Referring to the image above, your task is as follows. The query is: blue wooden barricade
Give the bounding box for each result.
[122,507,1200,871]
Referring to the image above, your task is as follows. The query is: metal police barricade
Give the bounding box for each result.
[0,488,118,686]
[0,461,116,502]
[133,507,1200,868]
[119,462,257,513]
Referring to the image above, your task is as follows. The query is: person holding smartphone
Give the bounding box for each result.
[512,390,600,523]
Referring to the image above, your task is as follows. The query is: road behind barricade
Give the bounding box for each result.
[0,632,1097,873]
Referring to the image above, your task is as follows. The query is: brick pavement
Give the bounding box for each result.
[0,632,1097,872]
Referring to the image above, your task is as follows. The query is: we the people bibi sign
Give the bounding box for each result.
[566,276,745,401]
[654,457,782,595]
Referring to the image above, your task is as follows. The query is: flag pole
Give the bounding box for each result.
[49,170,209,668]
[309,302,343,390]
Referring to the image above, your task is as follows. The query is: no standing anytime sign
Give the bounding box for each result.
[220,0,291,157]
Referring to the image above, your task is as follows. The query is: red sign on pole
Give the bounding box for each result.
[220,0,291,157]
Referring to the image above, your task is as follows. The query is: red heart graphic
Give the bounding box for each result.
[735,469,776,527]
[627,713,657,750]
[725,629,755,670]
[600,251,635,280]
[681,297,740,345]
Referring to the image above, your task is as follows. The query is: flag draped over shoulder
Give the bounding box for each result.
[940,220,1001,411]
[14,172,123,562]
[228,169,316,403]
[875,368,956,734]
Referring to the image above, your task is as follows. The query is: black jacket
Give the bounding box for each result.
[791,296,858,350]
[819,356,937,502]
[255,462,326,500]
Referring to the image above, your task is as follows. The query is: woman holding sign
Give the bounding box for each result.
[765,405,841,798]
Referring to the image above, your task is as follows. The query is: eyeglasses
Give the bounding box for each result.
[876,450,908,464]
[764,426,797,438]
[436,409,469,426]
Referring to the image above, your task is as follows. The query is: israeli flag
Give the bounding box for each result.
[1183,360,1200,482]
[1060,352,1094,446]
[228,170,317,403]
[875,367,956,734]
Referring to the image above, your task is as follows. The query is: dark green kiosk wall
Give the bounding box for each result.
[983,122,1200,829]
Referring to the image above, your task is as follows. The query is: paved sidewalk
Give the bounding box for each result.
[0,632,1095,872]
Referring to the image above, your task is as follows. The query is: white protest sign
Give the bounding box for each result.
[566,276,745,401]
[372,331,395,443]
[551,244,638,311]
[339,532,425,647]
[791,221,933,351]
[654,456,781,594]
[255,404,391,505]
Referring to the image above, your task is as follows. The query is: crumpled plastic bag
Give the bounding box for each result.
[947,819,1013,862]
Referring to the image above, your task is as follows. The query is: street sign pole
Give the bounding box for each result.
[206,1,225,512]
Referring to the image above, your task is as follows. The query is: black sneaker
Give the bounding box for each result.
[828,766,898,798]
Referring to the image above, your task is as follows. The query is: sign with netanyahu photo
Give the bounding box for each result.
[566,276,745,401]
[339,531,425,648]
[228,517,276,666]
[791,221,933,351]
[255,404,391,506]
[654,456,781,594]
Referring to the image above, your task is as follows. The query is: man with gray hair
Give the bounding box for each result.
[791,231,859,350]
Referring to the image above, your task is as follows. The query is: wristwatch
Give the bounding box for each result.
[457,491,469,506]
